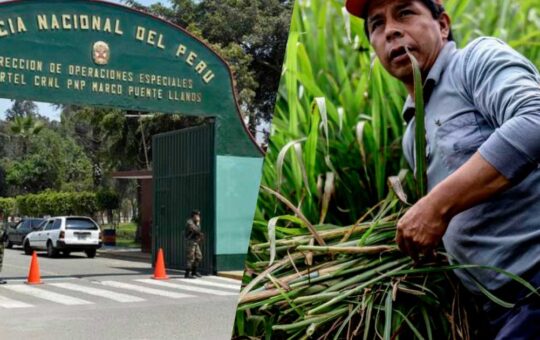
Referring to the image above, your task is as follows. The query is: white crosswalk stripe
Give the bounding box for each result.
[99,281,195,299]
[50,282,145,303]
[0,294,33,309]
[175,278,240,291]
[3,285,93,305]
[136,279,238,296]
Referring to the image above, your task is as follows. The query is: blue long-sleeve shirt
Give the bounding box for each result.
[402,37,540,293]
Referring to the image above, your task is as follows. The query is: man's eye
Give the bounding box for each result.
[399,9,413,17]
[370,21,382,31]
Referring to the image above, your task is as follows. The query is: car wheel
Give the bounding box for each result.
[47,241,59,258]
[24,241,33,255]
[85,249,96,258]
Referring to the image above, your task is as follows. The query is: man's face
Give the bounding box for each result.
[193,214,200,223]
[366,0,450,84]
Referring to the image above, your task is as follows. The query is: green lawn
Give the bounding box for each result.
[102,222,140,248]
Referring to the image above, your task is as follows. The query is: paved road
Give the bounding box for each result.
[0,247,240,339]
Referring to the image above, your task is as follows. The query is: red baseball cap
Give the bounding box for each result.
[345,0,370,18]
[345,0,443,19]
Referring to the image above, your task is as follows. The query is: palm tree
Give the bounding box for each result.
[9,116,44,155]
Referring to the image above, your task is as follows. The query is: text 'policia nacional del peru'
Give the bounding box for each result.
[0,13,218,103]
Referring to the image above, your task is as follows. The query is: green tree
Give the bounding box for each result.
[9,115,44,155]
[196,0,293,129]
[2,123,93,195]
[32,128,93,192]
[125,0,293,140]
[4,100,38,121]
[59,105,117,188]
[5,154,60,194]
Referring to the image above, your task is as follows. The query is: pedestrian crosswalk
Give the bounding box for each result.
[0,276,241,309]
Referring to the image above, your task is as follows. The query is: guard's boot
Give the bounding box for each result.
[184,268,193,279]
[0,278,6,284]
[192,265,202,278]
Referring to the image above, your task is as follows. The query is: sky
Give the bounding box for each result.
[0,0,165,121]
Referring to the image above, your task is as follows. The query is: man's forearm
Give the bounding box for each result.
[426,152,511,221]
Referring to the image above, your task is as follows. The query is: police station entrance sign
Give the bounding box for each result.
[0,0,263,273]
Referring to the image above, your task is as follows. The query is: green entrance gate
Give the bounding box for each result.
[0,0,264,273]
[153,123,215,273]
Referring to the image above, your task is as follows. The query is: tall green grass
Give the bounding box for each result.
[237,0,540,338]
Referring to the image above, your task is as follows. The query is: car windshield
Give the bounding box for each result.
[36,220,48,230]
[30,219,45,228]
[66,218,98,230]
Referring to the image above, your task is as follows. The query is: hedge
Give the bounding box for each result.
[15,191,98,217]
[0,197,16,217]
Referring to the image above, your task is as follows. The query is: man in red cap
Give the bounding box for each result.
[346,0,540,338]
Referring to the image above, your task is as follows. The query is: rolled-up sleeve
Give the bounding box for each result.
[462,38,540,181]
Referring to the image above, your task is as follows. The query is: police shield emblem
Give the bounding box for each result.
[92,41,110,65]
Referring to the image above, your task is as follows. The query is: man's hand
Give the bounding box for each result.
[395,152,511,261]
[396,196,449,261]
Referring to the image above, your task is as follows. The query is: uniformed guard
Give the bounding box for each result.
[184,210,203,279]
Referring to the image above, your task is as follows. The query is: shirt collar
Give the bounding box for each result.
[401,41,457,123]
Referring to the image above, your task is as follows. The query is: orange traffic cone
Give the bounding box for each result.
[152,248,169,280]
[26,251,42,285]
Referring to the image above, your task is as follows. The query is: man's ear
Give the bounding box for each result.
[438,12,451,41]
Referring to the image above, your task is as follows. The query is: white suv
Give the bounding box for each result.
[23,216,102,258]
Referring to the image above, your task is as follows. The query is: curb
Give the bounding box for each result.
[217,271,244,281]
[97,249,151,263]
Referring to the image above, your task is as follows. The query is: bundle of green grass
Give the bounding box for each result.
[236,191,480,340]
